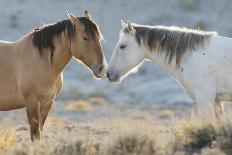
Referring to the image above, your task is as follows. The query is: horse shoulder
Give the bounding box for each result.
[178,48,217,102]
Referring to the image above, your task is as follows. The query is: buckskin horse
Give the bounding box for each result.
[0,10,106,141]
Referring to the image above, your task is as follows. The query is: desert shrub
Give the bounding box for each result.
[9,138,100,155]
[216,121,232,155]
[103,131,157,155]
[172,119,232,154]
[54,138,99,155]
[173,123,217,153]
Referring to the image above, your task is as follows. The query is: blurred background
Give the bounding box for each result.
[0,0,232,122]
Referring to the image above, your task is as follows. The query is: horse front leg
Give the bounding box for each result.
[26,95,41,142]
[40,100,54,132]
[213,100,224,121]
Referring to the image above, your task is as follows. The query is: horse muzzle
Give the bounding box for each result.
[106,67,120,83]
[93,63,106,78]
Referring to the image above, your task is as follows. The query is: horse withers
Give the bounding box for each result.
[107,20,232,120]
[0,10,106,141]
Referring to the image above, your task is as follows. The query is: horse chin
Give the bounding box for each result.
[108,76,121,84]
[93,71,104,79]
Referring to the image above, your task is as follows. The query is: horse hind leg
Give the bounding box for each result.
[25,95,41,142]
[214,93,228,120]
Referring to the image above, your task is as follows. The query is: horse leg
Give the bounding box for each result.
[213,100,224,120]
[25,96,41,142]
[40,100,54,131]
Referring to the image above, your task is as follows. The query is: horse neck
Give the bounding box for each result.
[51,33,72,76]
[144,47,181,78]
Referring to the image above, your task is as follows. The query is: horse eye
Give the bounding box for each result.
[83,37,89,41]
[120,44,127,49]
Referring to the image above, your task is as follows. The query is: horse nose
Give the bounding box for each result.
[106,72,110,79]
[94,64,106,78]
[107,68,119,82]
[97,64,104,74]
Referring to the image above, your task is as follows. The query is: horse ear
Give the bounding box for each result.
[84,10,91,19]
[121,20,127,28]
[127,22,135,34]
[68,12,76,22]
[68,12,81,26]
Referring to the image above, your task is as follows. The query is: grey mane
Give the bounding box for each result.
[123,24,217,66]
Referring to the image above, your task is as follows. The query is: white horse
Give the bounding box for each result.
[107,21,232,119]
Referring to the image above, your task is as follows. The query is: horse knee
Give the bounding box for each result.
[28,116,41,141]
[40,101,54,131]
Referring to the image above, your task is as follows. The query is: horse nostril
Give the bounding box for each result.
[107,72,110,78]
[98,64,104,73]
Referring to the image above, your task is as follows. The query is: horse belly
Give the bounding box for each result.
[0,89,25,111]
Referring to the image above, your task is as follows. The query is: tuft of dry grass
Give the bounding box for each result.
[0,130,17,149]
[46,117,64,126]
[66,100,92,112]
[129,112,151,120]
[157,109,174,119]
[88,97,107,105]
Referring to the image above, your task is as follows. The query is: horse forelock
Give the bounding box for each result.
[79,17,103,40]
[122,24,217,66]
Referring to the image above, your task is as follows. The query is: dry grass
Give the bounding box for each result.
[46,117,64,126]
[157,109,174,119]
[129,112,151,120]
[2,110,232,155]
[66,97,107,113]
[7,138,100,155]
[0,130,17,149]
[66,100,92,112]
[88,97,107,105]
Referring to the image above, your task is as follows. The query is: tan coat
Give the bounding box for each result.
[0,11,106,141]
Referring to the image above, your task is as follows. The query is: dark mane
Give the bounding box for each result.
[32,17,100,62]
[123,24,217,66]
